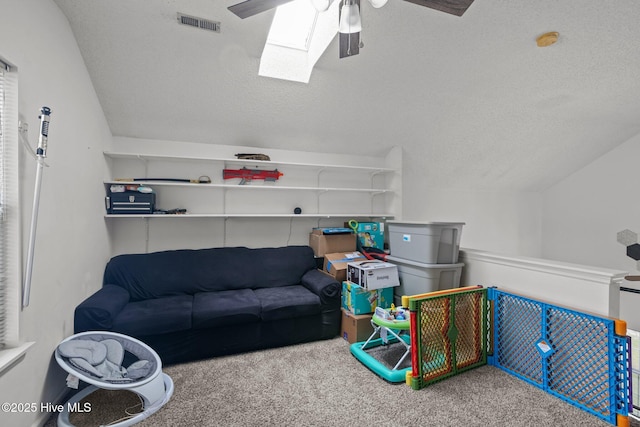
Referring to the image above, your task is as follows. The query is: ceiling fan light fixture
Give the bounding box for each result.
[339,2,362,34]
[367,0,388,8]
[310,0,334,12]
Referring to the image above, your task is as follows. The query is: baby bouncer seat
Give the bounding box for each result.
[55,331,174,427]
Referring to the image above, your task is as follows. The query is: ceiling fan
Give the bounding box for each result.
[228,0,474,58]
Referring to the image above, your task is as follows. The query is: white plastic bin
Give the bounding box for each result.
[387,255,463,305]
[387,221,464,264]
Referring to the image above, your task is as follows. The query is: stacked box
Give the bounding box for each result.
[342,281,393,315]
[387,221,464,264]
[346,260,399,290]
[309,228,356,257]
[387,256,463,305]
[347,221,385,249]
[386,221,465,304]
[323,251,367,282]
[340,308,374,344]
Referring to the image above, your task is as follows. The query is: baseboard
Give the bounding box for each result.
[32,384,72,427]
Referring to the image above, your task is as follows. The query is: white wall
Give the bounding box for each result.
[542,131,640,330]
[402,157,543,257]
[0,1,113,426]
[542,132,640,272]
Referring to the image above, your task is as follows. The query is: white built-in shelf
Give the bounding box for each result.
[103,150,396,221]
[103,151,396,174]
[105,180,390,194]
[104,213,395,219]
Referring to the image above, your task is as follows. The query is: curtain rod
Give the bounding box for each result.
[0,59,11,71]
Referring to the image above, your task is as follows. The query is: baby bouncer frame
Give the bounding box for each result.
[55,331,174,427]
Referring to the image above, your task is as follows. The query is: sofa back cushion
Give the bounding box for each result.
[103,246,316,301]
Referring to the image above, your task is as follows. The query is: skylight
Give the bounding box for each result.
[259,0,339,83]
[267,0,318,51]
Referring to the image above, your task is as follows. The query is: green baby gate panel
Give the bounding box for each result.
[488,288,629,425]
[408,287,489,390]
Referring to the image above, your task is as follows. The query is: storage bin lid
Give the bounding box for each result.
[387,221,465,226]
[387,255,464,269]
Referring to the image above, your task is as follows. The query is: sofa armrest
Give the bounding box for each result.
[74,285,130,333]
[302,269,341,338]
[301,269,340,304]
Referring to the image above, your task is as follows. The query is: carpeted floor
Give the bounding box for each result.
[45,337,635,427]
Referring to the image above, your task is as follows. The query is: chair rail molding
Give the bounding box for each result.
[460,248,627,318]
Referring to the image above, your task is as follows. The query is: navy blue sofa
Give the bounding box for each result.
[74,246,341,365]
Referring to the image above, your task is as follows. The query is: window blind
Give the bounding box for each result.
[0,66,7,348]
[0,60,18,349]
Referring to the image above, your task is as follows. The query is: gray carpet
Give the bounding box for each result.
[46,337,632,427]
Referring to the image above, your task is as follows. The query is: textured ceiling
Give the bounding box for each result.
[52,0,640,191]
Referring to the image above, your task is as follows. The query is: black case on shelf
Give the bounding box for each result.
[106,191,156,214]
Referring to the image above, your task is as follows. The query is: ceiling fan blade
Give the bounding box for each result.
[403,0,475,17]
[228,0,295,19]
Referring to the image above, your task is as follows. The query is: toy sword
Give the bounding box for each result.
[24,106,51,308]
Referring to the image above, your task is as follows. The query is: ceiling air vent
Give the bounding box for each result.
[177,13,221,33]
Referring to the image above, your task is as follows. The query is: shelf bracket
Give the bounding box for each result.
[316,167,327,188]
[369,169,385,190]
[222,187,228,216]
[370,190,387,216]
[135,154,149,178]
[316,189,329,215]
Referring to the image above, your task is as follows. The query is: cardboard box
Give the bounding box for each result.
[347,221,385,249]
[347,260,400,290]
[323,251,367,282]
[309,228,356,257]
[342,280,394,315]
[341,308,374,344]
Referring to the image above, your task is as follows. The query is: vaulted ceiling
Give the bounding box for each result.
[53,0,640,191]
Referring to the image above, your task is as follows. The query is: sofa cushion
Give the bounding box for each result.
[248,246,317,289]
[103,246,316,300]
[111,295,193,336]
[192,289,261,329]
[254,285,321,322]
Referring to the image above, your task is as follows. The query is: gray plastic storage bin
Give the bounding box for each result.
[387,256,463,305]
[387,221,464,264]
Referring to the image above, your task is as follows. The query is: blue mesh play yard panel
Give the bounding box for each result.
[489,288,630,426]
